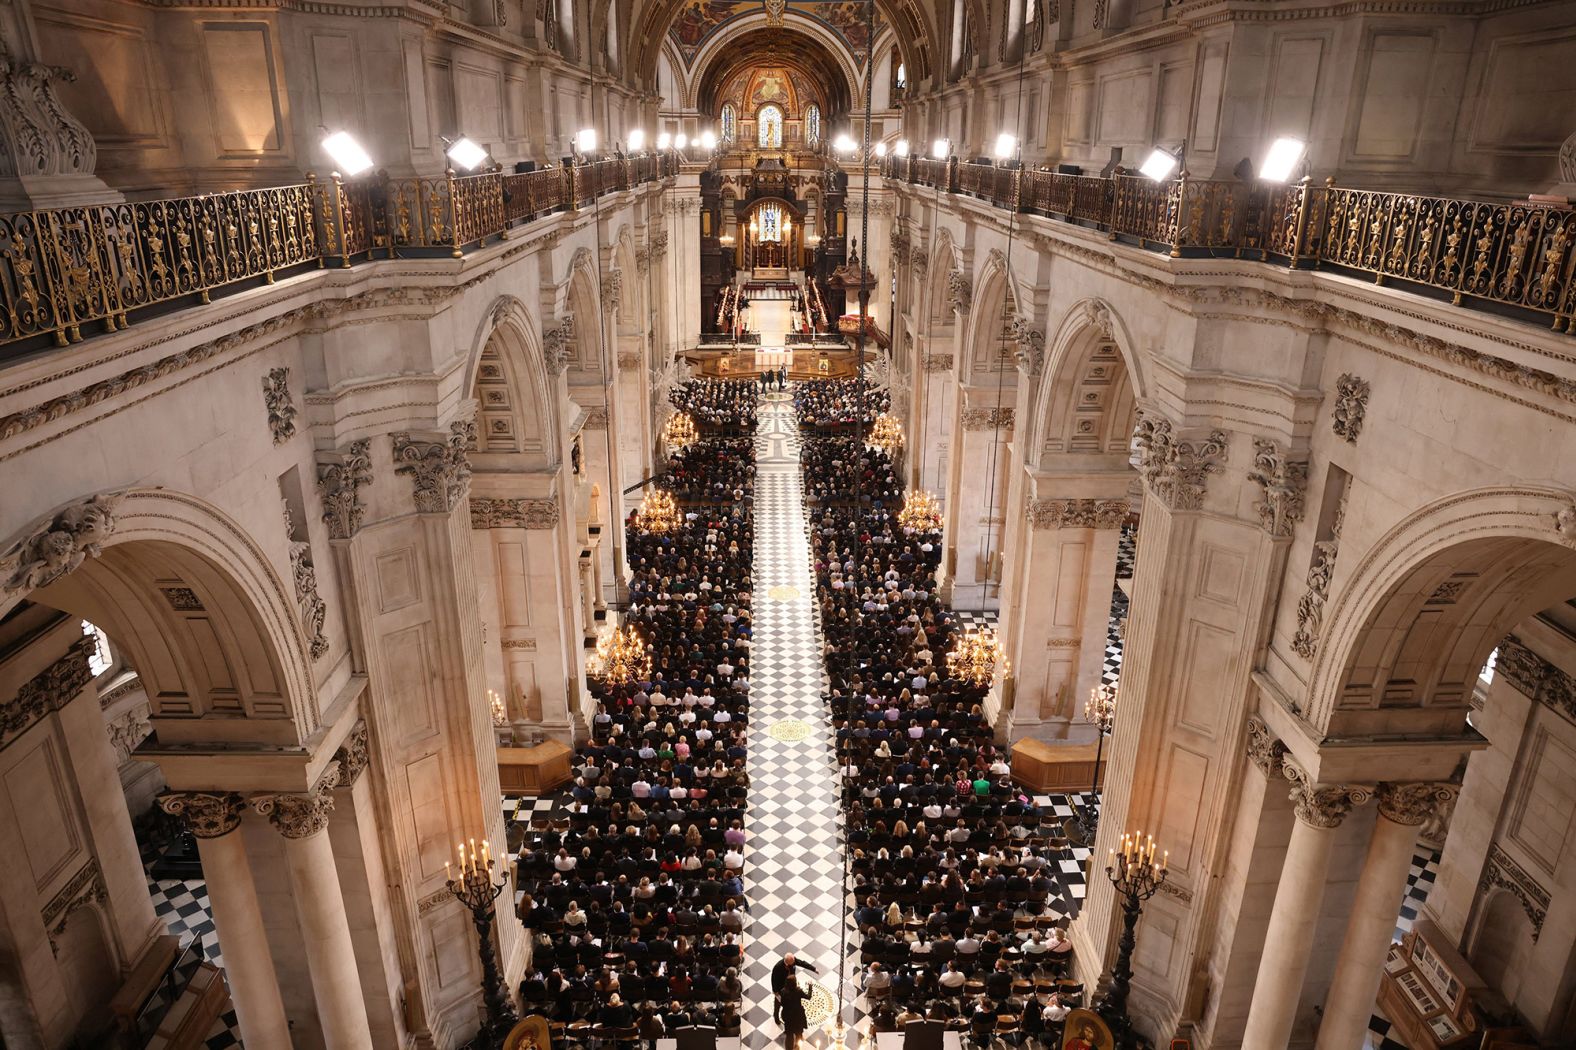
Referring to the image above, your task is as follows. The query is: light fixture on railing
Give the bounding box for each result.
[588,624,652,687]
[867,412,903,455]
[1257,136,1308,183]
[833,133,857,154]
[1139,141,1184,182]
[993,132,1018,160]
[662,411,699,450]
[700,129,718,150]
[574,128,598,154]
[657,131,673,150]
[930,137,952,160]
[946,624,1008,687]
[628,129,646,152]
[633,487,681,533]
[897,489,942,532]
[445,136,489,172]
[321,130,374,176]
[675,132,689,150]
[894,139,910,158]
[875,141,888,158]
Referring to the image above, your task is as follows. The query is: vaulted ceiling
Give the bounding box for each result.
[695,27,854,117]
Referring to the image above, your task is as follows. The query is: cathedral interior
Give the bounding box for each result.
[2,1,1576,1049]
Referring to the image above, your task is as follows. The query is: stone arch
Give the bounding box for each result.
[565,254,604,375]
[1470,888,1536,1001]
[961,250,1021,381]
[925,228,961,328]
[0,488,315,748]
[470,297,558,465]
[1305,487,1576,735]
[52,899,118,1038]
[1025,298,1147,471]
[672,11,862,113]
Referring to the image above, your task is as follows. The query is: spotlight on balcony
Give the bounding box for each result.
[446,136,488,172]
[321,131,374,177]
[1139,143,1182,182]
[675,133,689,150]
[574,128,598,154]
[1258,137,1308,183]
[657,132,672,150]
[875,142,888,157]
[930,138,951,160]
[894,139,910,158]
[992,133,1018,160]
[834,133,857,153]
[627,129,646,152]
[699,130,718,150]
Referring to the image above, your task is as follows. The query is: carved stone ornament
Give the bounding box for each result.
[1376,782,1458,827]
[1131,414,1228,511]
[41,860,108,954]
[469,497,562,530]
[1246,438,1309,538]
[0,45,98,182]
[1011,317,1046,376]
[333,721,371,787]
[543,314,576,375]
[582,407,610,430]
[253,763,340,839]
[1478,844,1549,941]
[1028,498,1128,530]
[635,246,651,276]
[924,353,954,373]
[290,541,330,660]
[961,407,1014,430]
[159,791,247,839]
[1493,634,1576,725]
[1283,759,1372,830]
[618,350,642,371]
[912,254,929,279]
[262,367,297,444]
[316,439,373,540]
[1291,539,1339,658]
[652,230,669,257]
[1,491,123,596]
[1554,499,1576,549]
[1560,132,1576,186]
[946,270,973,313]
[2,637,93,751]
[602,269,623,312]
[1244,715,1287,780]
[1331,373,1370,443]
[393,419,475,514]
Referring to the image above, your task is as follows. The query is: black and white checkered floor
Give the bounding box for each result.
[143,852,246,1047]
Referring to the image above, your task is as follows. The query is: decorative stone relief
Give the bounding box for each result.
[1554,498,1576,548]
[961,407,1013,430]
[393,419,475,514]
[1027,498,1128,530]
[289,541,330,660]
[1291,539,1339,658]
[316,439,373,541]
[946,270,972,313]
[1478,844,1549,941]
[158,791,246,838]
[469,498,562,529]
[262,367,297,444]
[542,315,576,375]
[253,764,340,839]
[0,48,98,183]
[1,492,123,596]
[601,269,623,312]
[617,350,642,371]
[1331,373,1370,443]
[41,860,107,954]
[912,254,928,279]
[1131,415,1228,511]
[635,247,651,275]
[652,231,669,257]
[333,721,370,787]
[1092,0,1109,28]
[1376,782,1458,826]
[1082,299,1115,341]
[1283,759,1371,829]
[582,407,609,430]
[1011,317,1046,376]
[417,888,452,914]
[106,704,151,762]
[501,638,539,651]
[1244,715,1287,779]
[160,586,203,611]
[1494,634,1576,725]
[2,638,93,751]
[924,353,954,372]
[1246,438,1309,538]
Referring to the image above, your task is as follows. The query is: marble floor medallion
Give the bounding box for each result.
[766,718,813,742]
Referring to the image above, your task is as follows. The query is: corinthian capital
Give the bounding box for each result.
[253,763,341,839]
[1284,759,1371,829]
[159,791,247,839]
[1376,782,1458,827]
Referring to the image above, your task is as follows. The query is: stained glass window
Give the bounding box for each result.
[805,105,821,147]
[758,104,783,149]
[896,63,907,88]
[758,203,783,242]
[721,103,736,144]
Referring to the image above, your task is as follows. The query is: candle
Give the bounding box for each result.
[482,840,491,869]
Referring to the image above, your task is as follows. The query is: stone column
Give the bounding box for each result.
[255,772,375,1050]
[1314,782,1456,1050]
[1240,762,1370,1050]
[158,793,291,1049]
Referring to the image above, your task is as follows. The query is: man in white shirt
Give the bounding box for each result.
[723,847,745,870]
[937,963,966,991]
[632,779,652,798]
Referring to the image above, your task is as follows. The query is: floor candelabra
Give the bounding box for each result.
[1096,830,1167,1048]
[447,839,519,1049]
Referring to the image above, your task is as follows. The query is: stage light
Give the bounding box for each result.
[657,132,672,150]
[1139,145,1180,182]
[834,133,857,153]
[1258,137,1307,183]
[931,138,951,159]
[875,142,888,157]
[699,130,717,150]
[574,128,598,154]
[675,133,689,149]
[446,136,488,171]
[627,129,646,152]
[321,131,374,176]
[894,139,910,157]
[993,133,1018,160]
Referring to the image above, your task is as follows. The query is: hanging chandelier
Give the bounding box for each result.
[867,412,903,455]
[589,624,651,687]
[897,489,942,532]
[663,411,699,451]
[947,625,1008,686]
[633,487,681,533]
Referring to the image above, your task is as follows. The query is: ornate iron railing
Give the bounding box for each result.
[886,157,1576,333]
[1,153,680,352]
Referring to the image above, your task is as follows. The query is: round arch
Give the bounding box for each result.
[469,297,560,465]
[960,252,1022,383]
[924,228,961,328]
[1023,298,1147,470]
[688,17,859,117]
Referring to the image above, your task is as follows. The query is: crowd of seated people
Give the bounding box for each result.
[665,437,755,504]
[513,381,758,1041]
[793,378,890,428]
[801,436,902,508]
[671,379,758,430]
[798,421,1087,1047]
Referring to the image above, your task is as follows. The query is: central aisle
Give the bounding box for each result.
[742,392,849,1047]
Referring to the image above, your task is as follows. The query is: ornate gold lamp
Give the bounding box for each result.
[897,489,942,532]
[632,487,681,533]
[662,411,699,451]
[1097,831,1168,1044]
[487,689,509,728]
[866,412,903,455]
[588,624,651,688]
[445,839,518,1048]
[946,625,1008,686]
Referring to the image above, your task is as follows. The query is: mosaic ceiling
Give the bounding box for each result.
[668,1,887,66]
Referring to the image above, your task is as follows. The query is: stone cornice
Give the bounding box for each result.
[2,637,95,751]
[1494,634,1576,726]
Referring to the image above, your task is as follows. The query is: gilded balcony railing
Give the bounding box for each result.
[1,157,674,352]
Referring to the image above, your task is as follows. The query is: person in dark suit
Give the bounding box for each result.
[779,970,809,1050]
[770,952,818,1024]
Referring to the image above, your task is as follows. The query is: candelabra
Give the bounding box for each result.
[896,489,942,532]
[662,411,699,451]
[1070,683,1117,846]
[487,689,509,728]
[589,624,651,688]
[946,625,1008,687]
[866,412,903,456]
[1096,831,1168,1046]
[633,487,681,533]
[446,839,518,1049]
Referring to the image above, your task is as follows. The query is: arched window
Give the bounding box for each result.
[758,104,783,149]
[896,63,907,88]
[758,203,783,242]
[721,103,736,144]
[805,105,821,148]
[81,620,112,677]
